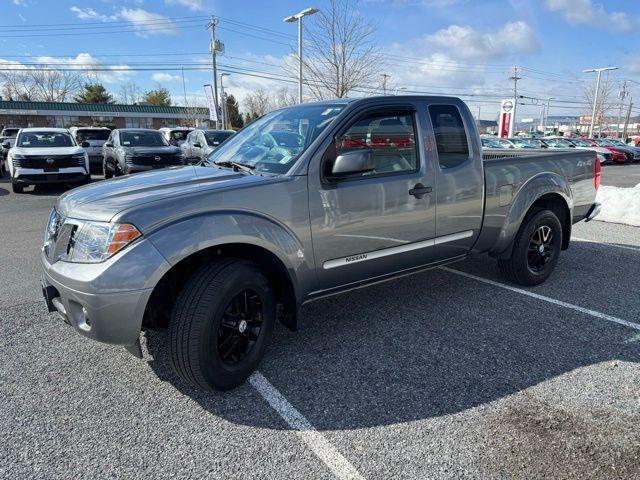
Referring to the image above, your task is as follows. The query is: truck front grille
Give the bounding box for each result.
[13,155,84,168]
[127,154,182,166]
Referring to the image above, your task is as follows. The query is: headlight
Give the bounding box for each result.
[10,153,26,160]
[67,220,141,263]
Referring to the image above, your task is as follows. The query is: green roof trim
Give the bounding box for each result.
[0,100,208,115]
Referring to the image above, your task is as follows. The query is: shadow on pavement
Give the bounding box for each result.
[143,242,640,431]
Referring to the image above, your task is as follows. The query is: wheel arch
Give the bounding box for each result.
[491,172,573,258]
[142,242,299,332]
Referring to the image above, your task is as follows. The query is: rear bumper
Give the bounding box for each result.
[585,202,601,222]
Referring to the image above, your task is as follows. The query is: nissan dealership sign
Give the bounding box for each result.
[498,99,516,138]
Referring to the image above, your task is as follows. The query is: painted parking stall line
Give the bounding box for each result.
[572,236,640,252]
[440,267,640,332]
[249,372,366,480]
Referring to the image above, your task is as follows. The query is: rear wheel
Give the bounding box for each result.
[497,209,562,286]
[169,258,275,391]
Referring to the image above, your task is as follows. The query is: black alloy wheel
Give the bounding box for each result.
[527,225,555,273]
[217,289,264,365]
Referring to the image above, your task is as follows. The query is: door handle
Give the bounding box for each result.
[409,183,432,199]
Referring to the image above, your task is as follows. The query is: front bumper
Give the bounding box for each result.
[40,238,170,346]
[13,167,89,185]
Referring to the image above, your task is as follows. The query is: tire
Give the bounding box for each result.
[497,209,562,286]
[169,258,275,391]
[11,180,23,194]
[103,162,113,179]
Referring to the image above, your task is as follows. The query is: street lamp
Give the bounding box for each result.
[220,73,230,130]
[284,7,319,104]
[584,66,618,138]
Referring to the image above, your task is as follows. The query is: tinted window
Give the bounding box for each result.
[17,131,74,148]
[2,128,19,137]
[76,129,110,141]
[428,104,470,169]
[170,130,192,141]
[205,131,234,146]
[334,111,418,178]
[120,131,167,147]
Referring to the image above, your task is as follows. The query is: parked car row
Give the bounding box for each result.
[2,125,236,193]
[481,135,640,165]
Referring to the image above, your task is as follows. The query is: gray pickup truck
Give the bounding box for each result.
[40,96,601,391]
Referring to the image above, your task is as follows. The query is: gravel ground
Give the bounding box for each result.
[1,172,639,479]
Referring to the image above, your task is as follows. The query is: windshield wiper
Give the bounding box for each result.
[213,160,256,174]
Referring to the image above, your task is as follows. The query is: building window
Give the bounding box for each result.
[125,117,153,128]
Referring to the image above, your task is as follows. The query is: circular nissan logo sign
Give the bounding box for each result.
[502,101,514,113]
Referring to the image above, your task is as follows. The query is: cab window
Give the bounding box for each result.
[428,104,470,169]
[332,111,418,179]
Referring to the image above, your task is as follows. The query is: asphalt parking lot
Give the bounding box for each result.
[1,166,639,479]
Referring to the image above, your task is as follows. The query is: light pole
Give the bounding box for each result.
[284,7,319,104]
[584,66,618,138]
[220,73,229,130]
[542,97,553,136]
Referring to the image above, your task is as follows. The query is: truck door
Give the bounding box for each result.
[425,102,484,259]
[308,105,437,292]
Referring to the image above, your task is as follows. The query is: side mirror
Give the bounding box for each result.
[328,149,375,179]
[2,141,10,149]
[81,141,90,148]
[104,142,113,148]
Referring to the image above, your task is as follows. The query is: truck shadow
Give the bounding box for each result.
[144,241,639,431]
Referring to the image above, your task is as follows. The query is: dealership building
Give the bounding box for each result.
[0,100,210,130]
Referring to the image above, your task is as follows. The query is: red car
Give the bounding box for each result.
[577,138,631,164]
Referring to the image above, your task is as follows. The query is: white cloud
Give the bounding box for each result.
[151,72,183,83]
[69,6,178,37]
[70,7,117,22]
[13,0,28,6]
[118,8,179,37]
[165,0,204,10]
[544,0,636,31]
[35,53,134,84]
[425,21,540,61]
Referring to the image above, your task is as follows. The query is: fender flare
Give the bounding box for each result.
[491,171,573,257]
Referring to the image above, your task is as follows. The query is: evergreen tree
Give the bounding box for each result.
[143,87,172,106]
[225,94,244,129]
[74,83,114,104]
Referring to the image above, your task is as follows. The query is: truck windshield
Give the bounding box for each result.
[17,131,75,148]
[205,103,346,174]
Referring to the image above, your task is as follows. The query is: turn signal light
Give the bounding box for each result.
[107,224,141,255]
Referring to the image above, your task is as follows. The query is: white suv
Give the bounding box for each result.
[5,128,90,193]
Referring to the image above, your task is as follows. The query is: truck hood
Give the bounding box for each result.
[56,165,274,223]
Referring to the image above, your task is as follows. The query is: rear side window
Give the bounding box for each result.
[334,111,418,178]
[428,104,470,169]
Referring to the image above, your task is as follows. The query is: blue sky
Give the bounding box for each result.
[3,0,640,120]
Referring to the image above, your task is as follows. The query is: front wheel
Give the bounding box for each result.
[11,179,23,193]
[497,209,562,286]
[169,258,275,391]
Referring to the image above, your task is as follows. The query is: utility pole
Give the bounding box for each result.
[220,73,229,130]
[508,65,521,136]
[207,16,220,128]
[616,80,628,138]
[623,97,633,139]
[381,74,390,95]
[284,7,319,104]
[181,67,188,125]
[584,66,618,138]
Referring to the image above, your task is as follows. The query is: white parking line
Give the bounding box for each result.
[249,371,365,480]
[440,267,640,332]
[572,236,640,252]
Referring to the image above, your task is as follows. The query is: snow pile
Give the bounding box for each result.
[595,183,640,227]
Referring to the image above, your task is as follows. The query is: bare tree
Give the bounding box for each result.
[273,87,298,108]
[0,68,83,102]
[117,81,143,104]
[243,88,272,122]
[182,97,207,127]
[584,74,616,135]
[296,0,382,99]
[0,70,39,101]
